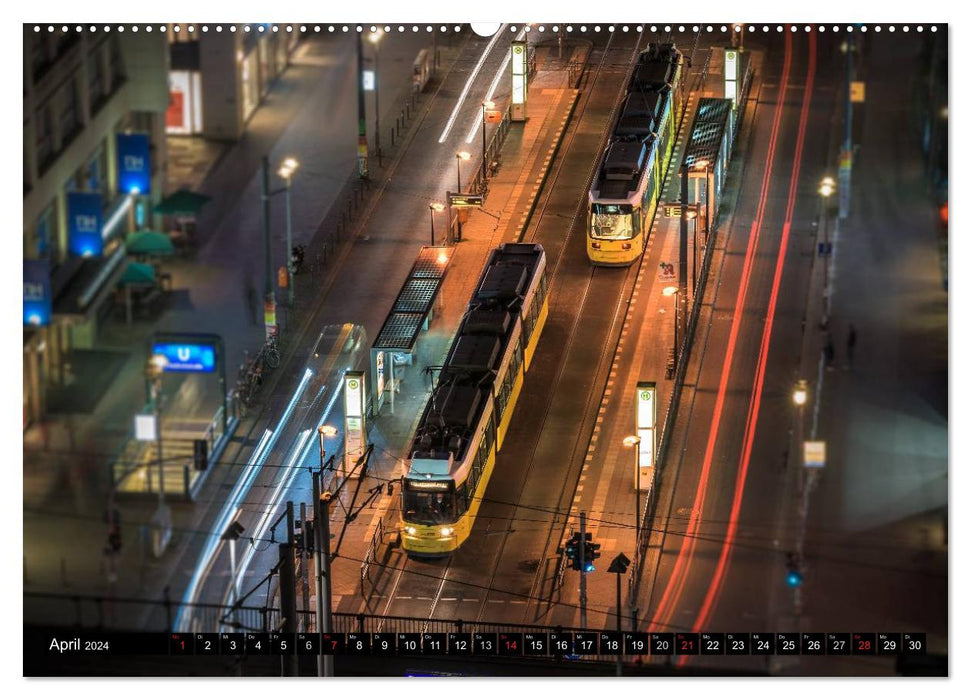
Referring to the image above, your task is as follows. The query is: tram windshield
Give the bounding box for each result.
[591,203,635,240]
[403,488,456,525]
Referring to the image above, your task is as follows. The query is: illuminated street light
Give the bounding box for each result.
[622,434,643,589]
[428,201,445,246]
[278,157,300,307]
[318,424,338,470]
[818,176,835,198]
[793,379,809,406]
[662,286,679,374]
[481,100,495,182]
[456,150,471,191]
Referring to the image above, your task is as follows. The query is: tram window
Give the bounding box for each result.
[403,490,456,525]
[455,482,471,512]
[591,204,634,240]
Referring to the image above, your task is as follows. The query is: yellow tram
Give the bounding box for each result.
[588,43,684,266]
[399,243,549,556]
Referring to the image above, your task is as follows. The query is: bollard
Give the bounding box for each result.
[61,557,69,588]
[391,127,395,147]
[406,103,410,120]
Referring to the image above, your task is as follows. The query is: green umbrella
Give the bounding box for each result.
[125,230,175,256]
[152,188,212,216]
[119,261,156,285]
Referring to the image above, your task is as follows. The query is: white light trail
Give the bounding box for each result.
[438,24,507,144]
[222,373,345,611]
[464,27,526,144]
[174,367,315,631]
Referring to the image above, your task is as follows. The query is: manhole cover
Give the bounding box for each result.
[518,559,540,573]
[676,507,700,518]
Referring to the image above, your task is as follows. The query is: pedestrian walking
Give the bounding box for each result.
[846,324,857,368]
[824,332,836,370]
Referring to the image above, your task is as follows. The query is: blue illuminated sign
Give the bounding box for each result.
[152,342,217,373]
[67,192,104,257]
[117,133,151,195]
[23,260,52,327]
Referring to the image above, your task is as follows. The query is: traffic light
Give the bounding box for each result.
[785,552,803,587]
[563,532,582,571]
[582,533,601,572]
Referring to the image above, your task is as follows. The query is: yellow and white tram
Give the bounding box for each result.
[588,43,684,266]
[399,243,549,556]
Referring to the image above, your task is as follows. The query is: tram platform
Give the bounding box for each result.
[320,42,588,616]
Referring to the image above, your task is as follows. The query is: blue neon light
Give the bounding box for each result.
[23,260,52,327]
[152,342,216,373]
[67,192,104,257]
[117,133,151,195]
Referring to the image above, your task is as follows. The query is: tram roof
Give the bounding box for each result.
[409,244,545,466]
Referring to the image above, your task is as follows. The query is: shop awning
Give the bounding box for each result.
[125,230,175,257]
[119,261,156,286]
[153,188,212,216]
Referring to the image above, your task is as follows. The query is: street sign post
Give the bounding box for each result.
[724,47,740,106]
[343,372,366,479]
[803,441,826,468]
[511,41,527,121]
[448,193,484,208]
[635,382,657,487]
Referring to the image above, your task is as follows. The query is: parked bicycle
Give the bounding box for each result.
[262,333,280,369]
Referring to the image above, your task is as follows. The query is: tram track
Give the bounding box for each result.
[367,29,647,627]
[471,29,649,627]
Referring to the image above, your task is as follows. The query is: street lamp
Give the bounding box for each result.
[693,159,712,247]
[481,100,495,182]
[686,208,698,293]
[818,176,836,327]
[318,424,338,470]
[455,151,471,242]
[662,286,679,373]
[622,435,643,573]
[278,157,299,308]
[222,520,245,624]
[428,202,445,246]
[145,353,171,558]
[793,378,808,484]
[369,30,384,166]
[455,150,471,192]
[818,176,835,198]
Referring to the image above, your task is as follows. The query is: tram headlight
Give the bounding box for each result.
[405,526,417,536]
[440,527,454,537]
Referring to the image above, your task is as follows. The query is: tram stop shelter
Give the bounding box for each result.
[370,246,451,415]
[679,96,739,240]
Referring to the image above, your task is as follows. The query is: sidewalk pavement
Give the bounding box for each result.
[23,33,436,617]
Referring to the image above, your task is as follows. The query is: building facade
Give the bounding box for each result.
[23,25,169,429]
[166,25,300,139]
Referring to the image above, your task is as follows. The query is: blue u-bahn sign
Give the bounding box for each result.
[152,342,217,373]
[117,133,152,195]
